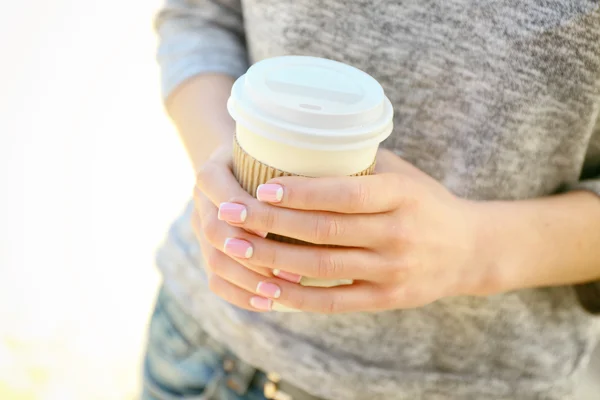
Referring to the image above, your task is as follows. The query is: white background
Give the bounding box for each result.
[0,1,192,398]
[0,1,598,399]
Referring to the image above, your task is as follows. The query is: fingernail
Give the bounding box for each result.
[256,282,281,299]
[223,238,253,259]
[250,296,273,311]
[249,229,268,238]
[273,269,302,284]
[218,202,247,223]
[256,184,283,203]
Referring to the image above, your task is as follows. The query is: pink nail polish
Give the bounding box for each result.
[224,238,253,259]
[256,184,283,203]
[256,282,281,298]
[273,269,302,283]
[250,296,273,311]
[218,203,247,223]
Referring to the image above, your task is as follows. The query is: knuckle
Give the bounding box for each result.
[205,250,224,273]
[387,223,409,248]
[377,287,402,308]
[388,284,423,309]
[348,182,370,212]
[286,292,307,311]
[195,160,217,188]
[377,254,411,282]
[258,206,278,231]
[207,274,222,294]
[389,268,407,283]
[201,214,220,243]
[313,214,343,243]
[316,252,342,279]
[322,297,340,314]
[388,174,414,209]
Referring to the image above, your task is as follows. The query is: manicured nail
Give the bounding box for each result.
[273,269,302,284]
[250,296,273,311]
[218,202,247,223]
[223,238,253,259]
[256,184,283,203]
[256,282,281,298]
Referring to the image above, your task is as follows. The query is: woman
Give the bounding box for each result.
[143,1,600,399]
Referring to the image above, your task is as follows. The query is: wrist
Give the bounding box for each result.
[456,191,600,298]
[464,200,518,296]
[167,74,236,176]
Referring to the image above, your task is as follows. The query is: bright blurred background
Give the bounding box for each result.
[0,0,192,398]
[0,1,598,399]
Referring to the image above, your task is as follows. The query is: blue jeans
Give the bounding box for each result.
[141,286,269,400]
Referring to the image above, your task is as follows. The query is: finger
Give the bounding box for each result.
[218,199,391,246]
[206,248,302,299]
[208,254,396,314]
[257,173,403,213]
[194,159,268,238]
[204,248,269,294]
[207,250,329,313]
[192,195,273,277]
[248,241,383,281]
[195,151,251,207]
[276,281,393,314]
[207,274,272,312]
[210,253,399,314]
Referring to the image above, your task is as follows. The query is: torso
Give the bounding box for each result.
[163,2,600,398]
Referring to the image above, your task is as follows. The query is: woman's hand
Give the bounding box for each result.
[191,144,282,312]
[193,147,498,313]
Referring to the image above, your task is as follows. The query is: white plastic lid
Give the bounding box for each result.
[227,56,394,151]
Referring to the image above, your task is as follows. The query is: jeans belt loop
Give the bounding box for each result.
[222,352,256,395]
[264,372,293,400]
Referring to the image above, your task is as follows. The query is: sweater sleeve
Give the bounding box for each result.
[154,0,248,100]
[570,115,600,314]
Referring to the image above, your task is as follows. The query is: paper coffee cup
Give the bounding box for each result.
[228,56,393,311]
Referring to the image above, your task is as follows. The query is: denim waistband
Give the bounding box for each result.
[142,286,324,400]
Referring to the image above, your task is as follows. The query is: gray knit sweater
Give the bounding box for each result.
[153,1,600,399]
